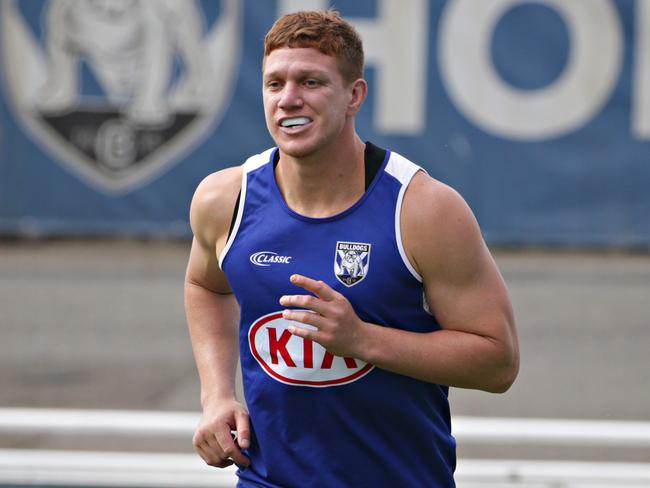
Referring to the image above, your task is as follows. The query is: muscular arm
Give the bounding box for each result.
[184,167,251,467]
[363,172,518,391]
[282,172,519,393]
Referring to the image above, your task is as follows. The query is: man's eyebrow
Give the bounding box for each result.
[295,67,329,77]
[263,67,330,80]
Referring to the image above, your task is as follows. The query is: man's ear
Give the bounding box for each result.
[347,78,368,116]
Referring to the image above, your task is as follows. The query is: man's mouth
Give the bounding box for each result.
[280,117,312,128]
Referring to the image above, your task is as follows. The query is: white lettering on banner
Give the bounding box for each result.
[439,0,623,141]
[633,0,650,138]
[278,0,327,13]
[278,0,428,134]
[354,1,428,134]
[278,1,650,142]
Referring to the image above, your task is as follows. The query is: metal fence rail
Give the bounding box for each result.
[1,450,650,488]
[1,408,649,487]
[3,408,650,447]
[0,408,196,437]
[0,450,231,488]
[452,415,650,447]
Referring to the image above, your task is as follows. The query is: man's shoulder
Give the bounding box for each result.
[193,166,241,210]
[404,169,474,235]
[193,147,275,209]
[401,167,484,280]
[189,148,276,243]
[241,147,276,173]
[382,149,421,184]
[382,149,453,206]
[188,166,240,247]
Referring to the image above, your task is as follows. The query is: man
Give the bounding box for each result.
[185,10,519,487]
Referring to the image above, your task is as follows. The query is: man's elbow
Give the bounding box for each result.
[486,348,519,394]
[487,366,518,394]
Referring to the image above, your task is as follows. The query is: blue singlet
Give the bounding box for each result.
[220,143,456,487]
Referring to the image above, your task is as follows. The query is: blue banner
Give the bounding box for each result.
[1,0,648,246]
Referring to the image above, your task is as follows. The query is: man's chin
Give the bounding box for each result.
[276,141,319,159]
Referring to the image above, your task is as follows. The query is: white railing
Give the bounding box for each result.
[0,408,197,437]
[1,408,649,487]
[453,415,650,447]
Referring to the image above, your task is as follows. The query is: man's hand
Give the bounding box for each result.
[193,398,250,468]
[280,274,366,359]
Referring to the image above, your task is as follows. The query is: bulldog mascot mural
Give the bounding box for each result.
[0,0,240,191]
[38,0,210,126]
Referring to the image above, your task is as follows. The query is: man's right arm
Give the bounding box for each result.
[184,166,250,468]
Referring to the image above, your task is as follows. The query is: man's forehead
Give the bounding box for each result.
[263,47,338,76]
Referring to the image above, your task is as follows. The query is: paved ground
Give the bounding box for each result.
[1,240,648,461]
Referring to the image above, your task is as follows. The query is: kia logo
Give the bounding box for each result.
[248,312,374,387]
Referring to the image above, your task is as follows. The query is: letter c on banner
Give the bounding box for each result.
[439,0,623,141]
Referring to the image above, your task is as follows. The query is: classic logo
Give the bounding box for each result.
[248,312,374,387]
[334,241,371,287]
[250,251,293,267]
[0,0,241,193]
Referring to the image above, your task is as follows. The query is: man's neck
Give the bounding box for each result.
[275,135,366,218]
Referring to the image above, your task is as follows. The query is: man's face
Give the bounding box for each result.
[262,47,355,159]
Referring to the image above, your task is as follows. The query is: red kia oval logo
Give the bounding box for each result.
[249,312,374,387]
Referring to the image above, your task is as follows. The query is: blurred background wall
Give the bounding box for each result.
[1,0,648,247]
[1,1,649,485]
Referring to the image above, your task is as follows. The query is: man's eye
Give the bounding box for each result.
[266,81,281,90]
[305,79,320,87]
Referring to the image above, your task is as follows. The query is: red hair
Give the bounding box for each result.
[264,10,364,83]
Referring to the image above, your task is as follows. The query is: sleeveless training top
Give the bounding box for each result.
[220,143,456,487]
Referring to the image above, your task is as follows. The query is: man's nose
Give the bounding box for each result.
[278,82,303,110]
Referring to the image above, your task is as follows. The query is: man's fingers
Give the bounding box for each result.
[279,293,328,315]
[286,322,319,341]
[234,410,251,450]
[282,309,328,331]
[290,274,338,301]
[192,404,251,469]
[195,439,233,468]
[214,425,250,467]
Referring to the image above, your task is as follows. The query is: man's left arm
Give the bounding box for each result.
[281,172,519,393]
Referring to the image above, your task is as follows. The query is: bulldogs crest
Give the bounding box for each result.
[0,0,241,193]
[334,241,371,287]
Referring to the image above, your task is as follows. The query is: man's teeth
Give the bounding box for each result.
[281,117,311,128]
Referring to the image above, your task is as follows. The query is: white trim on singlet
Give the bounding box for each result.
[218,148,275,269]
[384,152,425,283]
